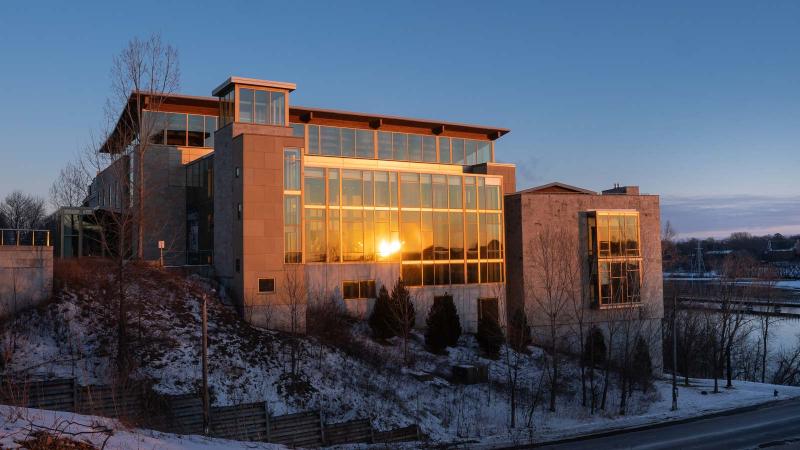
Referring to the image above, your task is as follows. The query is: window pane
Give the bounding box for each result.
[356,130,374,158]
[271,91,285,125]
[188,115,205,146]
[435,263,450,285]
[308,125,320,155]
[166,113,187,146]
[401,210,421,260]
[420,174,432,208]
[342,209,364,261]
[423,136,436,162]
[255,90,268,124]
[450,263,465,284]
[284,149,301,190]
[360,280,376,299]
[438,137,451,164]
[448,176,462,209]
[449,211,464,260]
[478,141,491,163]
[321,127,340,156]
[434,212,449,260]
[625,215,639,256]
[304,167,325,205]
[465,140,478,165]
[204,116,217,147]
[291,123,305,137]
[239,88,253,123]
[364,209,374,261]
[284,195,301,263]
[484,184,500,210]
[402,263,422,287]
[423,264,435,286]
[342,170,363,206]
[305,208,326,262]
[432,175,447,208]
[363,171,373,206]
[393,133,408,161]
[389,172,398,207]
[341,128,355,157]
[421,210,433,260]
[374,171,389,207]
[451,138,465,165]
[466,212,478,259]
[343,281,359,300]
[328,168,339,205]
[467,263,479,284]
[145,111,167,145]
[465,177,477,210]
[328,209,340,262]
[408,134,422,161]
[378,132,392,159]
[400,172,420,208]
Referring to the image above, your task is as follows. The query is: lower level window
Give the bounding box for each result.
[258,278,275,293]
[343,279,376,300]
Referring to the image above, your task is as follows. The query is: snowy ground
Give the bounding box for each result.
[0,405,286,449]
[3,262,800,447]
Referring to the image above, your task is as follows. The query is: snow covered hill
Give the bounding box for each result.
[3,261,799,447]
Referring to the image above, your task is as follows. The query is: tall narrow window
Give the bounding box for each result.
[284,195,301,263]
[271,91,285,125]
[255,90,268,124]
[239,88,254,123]
[284,149,301,191]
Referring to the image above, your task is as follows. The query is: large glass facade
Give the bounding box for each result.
[302,167,504,286]
[144,111,217,148]
[588,211,642,307]
[297,123,494,165]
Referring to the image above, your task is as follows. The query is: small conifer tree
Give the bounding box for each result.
[368,285,398,340]
[476,314,504,359]
[425,295,462,354]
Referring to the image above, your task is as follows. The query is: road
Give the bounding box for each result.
[536,399,800,450]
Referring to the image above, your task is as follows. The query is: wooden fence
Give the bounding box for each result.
[0,377,422,447]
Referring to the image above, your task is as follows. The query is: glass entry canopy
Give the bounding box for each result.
[212,76,296,127]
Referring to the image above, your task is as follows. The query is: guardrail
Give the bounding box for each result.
[0,229,50,247]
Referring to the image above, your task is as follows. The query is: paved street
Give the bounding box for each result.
[537,399,800,450]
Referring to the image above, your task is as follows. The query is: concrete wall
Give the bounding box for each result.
[0,246,53,319]
[505,190,663,366]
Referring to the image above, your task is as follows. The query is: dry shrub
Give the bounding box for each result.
[306,295,354,348]
[18,431,99,450]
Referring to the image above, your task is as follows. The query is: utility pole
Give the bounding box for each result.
[671,293,678,411]
[201,294,210,434]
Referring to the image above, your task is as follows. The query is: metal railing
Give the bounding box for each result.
[0,229,51,247]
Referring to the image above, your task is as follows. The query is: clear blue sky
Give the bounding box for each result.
[1,1,798,238]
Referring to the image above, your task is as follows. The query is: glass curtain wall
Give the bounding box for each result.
[303,167,504,286]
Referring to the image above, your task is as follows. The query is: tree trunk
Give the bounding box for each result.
[761,321,769,384]
[726,346,733,388]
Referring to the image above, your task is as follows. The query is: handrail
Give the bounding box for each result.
[0,229,51,247]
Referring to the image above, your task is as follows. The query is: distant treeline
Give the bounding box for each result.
[664,231,800,272]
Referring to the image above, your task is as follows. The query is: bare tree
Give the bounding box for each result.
[526,227,574,413]
[283,265,307,376]
[106,33,180,259]
[0,191,46,230]
[387,278,416,367]
[49,158,91,210]
[75,33,180,377]
[754,267,781,383]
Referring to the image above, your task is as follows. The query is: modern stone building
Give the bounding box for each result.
[85,76,514,333]
[504,182,664,360]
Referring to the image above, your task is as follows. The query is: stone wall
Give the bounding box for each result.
[505,189,664,368]
[0,246,53,319]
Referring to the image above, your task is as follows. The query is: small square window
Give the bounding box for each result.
[237,203,242,220]
[235,167,241,178]
[258,278,275,293]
